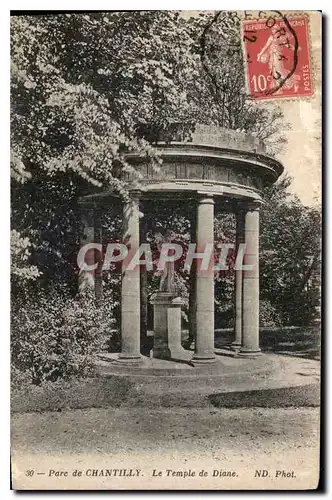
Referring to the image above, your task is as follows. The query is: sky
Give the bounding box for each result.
[275,12,321,206]
[182,10,322,207]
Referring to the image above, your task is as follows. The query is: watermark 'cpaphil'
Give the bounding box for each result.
[77,242,254,273]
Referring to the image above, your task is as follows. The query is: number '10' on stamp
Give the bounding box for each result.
[242,16,313,100]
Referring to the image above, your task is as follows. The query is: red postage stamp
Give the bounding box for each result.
[242,15,313,100]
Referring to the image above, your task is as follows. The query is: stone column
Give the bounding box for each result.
[239,202,261,357]
[94,208,103,303]
[231,210,245,351]
[188,213,197,349]
[118,192,141,363]
[192,195,216,364]
[139,210,150,354]
[140,264,149,353]
[78,205,95,294]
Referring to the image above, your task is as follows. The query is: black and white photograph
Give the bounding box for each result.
[10,9,322,490]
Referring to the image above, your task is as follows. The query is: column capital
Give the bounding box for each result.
[237,199,262,213]
[197,193,215,205]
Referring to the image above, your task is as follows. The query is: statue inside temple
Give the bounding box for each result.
[154,228,176,294]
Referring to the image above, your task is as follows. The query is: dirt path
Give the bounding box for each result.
[12,406,319,455]
[11,406,320,490]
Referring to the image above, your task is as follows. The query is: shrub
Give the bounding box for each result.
[11,288,117,388]
[259,300,283,328]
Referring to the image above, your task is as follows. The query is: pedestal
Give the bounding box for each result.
[167,297,187,359]
[150,292,175,359]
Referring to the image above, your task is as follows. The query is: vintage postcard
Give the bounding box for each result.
[11,10,322,490]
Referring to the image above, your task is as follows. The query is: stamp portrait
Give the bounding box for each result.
[242,15,313,100]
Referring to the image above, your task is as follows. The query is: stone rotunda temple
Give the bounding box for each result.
[79,125,284,366]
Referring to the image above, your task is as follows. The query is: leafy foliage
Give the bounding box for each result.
[11,229,41,282]
[11,11,286,187]
[11,12,196,189]
[11,288,117,388]
[11,11,287,293]
[260,176,321,326]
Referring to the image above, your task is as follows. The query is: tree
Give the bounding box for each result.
[184,11,287,155]
[11,11,287,293]
[11,11,320,327]
[10,12,197,188]
[260,175,321,326]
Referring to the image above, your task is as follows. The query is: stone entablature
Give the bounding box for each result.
[189,124,266,154]
[123,141,283,201]
[81,127,283,204]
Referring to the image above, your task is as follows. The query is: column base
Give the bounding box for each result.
[117,354,142,365]
[230,342,241,352]
[191,354,217,365]
[237,349,262,359]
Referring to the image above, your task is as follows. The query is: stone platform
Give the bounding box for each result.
[98,349,269,376]
[11,352,320,414]
[96,351,320,409]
